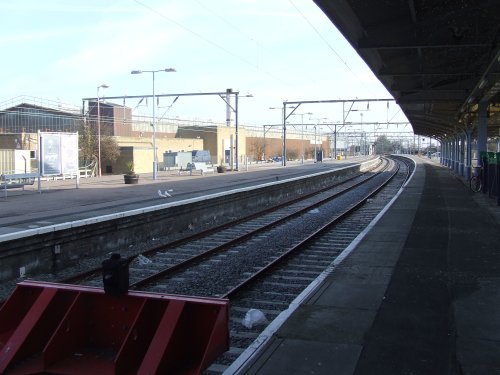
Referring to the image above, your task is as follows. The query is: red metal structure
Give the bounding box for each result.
[0,281,229,374]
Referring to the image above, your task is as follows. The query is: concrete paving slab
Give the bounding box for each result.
[277,305,377,345]
[309,281,387,310]
[244,338,361,375]
[324,264,394,285]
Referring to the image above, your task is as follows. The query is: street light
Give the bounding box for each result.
[97,84,109,177]
[131,68,176,179]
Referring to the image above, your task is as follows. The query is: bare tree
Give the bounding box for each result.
[286,148,298,161]
[79,120,119,168]
[249,138,266,162]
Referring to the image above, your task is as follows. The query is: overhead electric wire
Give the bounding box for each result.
[133,0,293,87]
[128,1,407,127]
[288,0,377,97]
[193,0,345,89]
[133,0,351,92]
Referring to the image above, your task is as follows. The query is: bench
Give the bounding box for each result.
[179,162,215,176]
[1,173,39,198]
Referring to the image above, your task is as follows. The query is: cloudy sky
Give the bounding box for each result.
[0,0,408,130]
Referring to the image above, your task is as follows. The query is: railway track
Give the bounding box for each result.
[0,156,413,373]
[0,159,380,304]
[212,155,413,373]
[64,157,388,290]
[57,156,412,373]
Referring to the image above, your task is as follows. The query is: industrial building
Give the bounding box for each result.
[0,95,327,176]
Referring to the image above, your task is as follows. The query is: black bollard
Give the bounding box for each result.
[102,253,129,295]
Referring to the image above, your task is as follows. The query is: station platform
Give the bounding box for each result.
[228,157,500,375]
[0,159,366,237]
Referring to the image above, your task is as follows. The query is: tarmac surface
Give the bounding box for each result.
[1,156,499,374]
[229,156,500,375]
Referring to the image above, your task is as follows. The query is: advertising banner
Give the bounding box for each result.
[39,132,78,176]
[61,133,79,175]
[41,133,61,175]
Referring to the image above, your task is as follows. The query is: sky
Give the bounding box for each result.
[0,0,410,133]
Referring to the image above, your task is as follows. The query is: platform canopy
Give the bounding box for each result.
[314,0,500,139]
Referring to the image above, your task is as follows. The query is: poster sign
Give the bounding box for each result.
[41,133,61,175]
[61,133,79,174]
[39,132,78,176]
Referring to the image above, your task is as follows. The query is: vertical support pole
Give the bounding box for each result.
[314,124,317,162]
[441,139,448,166]
[226,88,232,127]
[152,71,157,180]
[451,137,458,172]
[301,115,304,164]
[440,139,444,165]
[263,125,266,162]
[458,134,464,176]
[454,137,459,171]
[478,100,489,193]
[235,92,239,171]
[442,139,446,166]
[282,105,287,166]
[229,135,234,170]
[465,128,473,180]
[97,92,102,177]
[37,130,42,194]
[449,138,454,168]
[334,123,337,160]
[452,137,456,171]
[477,101,488,166]
[450,139,454,168]
[445,138,451,168]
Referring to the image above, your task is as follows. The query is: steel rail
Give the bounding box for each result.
[59,160,383,285]
[221,158,400,299]
[128,159,390,289]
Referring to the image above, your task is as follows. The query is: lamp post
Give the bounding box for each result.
[97,84,109,177]
[131,68,176,179]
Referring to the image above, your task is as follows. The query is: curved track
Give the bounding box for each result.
[60,156,412,373]
[0,156,413,373]
[65,158,388,289]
